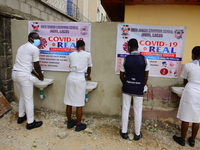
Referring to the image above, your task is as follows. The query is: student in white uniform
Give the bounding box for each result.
[173,46,200,147]
[64,40,92,132]
[12,32,44,130]
[120,38,149,140]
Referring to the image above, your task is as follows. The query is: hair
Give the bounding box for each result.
[192,46,200,57]
[28,32,39,39]
[128,38,138,49]
[76,40,85,48]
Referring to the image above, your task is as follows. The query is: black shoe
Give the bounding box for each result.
[120,130,129,139]
[134,132,143,141]
[188,137,195,147]
[173,135,185,146]
[17,114,27,124]
[26,120,43,130]
[75,123,87,132]
[67,120,77,129]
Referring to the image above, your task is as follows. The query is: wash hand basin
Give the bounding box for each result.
[171,87,184,97]
[86,81,98,93]
[33,78,54,90]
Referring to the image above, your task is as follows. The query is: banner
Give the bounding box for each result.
[28,21,91,71]
[116,23,186,78]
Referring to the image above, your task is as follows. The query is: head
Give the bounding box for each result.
[128,38,138,53]
[76,40,85,50]
[28,32,40,47]
[192,46,200,60]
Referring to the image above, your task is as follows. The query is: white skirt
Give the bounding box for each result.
[177,82,200,123]
[64,72,86,107]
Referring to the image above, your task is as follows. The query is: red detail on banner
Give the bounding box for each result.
[160,68,168,75]
[49,48,76,52]
[140,52,176,57]
[143,47,147,51]
[38,37,47,49]
[162,53,176,57]
[123,41,129,53]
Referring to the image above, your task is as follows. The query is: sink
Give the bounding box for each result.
[33,78,54,90]
[86,81,98,93]
[171,87,184,97]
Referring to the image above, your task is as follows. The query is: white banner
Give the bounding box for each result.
[28,21,91,71]
[116,23,186,78]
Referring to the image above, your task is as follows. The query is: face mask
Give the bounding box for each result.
[33,39,41,47]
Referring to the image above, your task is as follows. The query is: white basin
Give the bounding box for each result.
[33,78,54,90]
[86,81,98,93]
[171,87,184,97]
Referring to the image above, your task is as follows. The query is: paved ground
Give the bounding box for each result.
[0,102,200,150]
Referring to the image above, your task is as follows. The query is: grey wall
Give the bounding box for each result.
[11,20,181,116]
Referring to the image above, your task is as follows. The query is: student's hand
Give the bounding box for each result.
[39,76,44,81]
[38,75,44,81]
[87,76,91,81]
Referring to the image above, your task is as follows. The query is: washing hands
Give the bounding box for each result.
[86,76,92,81]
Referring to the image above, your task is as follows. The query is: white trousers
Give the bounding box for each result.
[122,93,143,135]
[12,71,35,124]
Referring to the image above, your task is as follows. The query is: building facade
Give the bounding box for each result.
[70,0,110,22]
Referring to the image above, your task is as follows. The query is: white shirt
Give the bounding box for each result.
[13,42,40,73]
[120,52,150,72]
[180,62,200,84]
[69,50,93,73]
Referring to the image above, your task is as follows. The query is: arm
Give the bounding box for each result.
[31,69,39,78]
[86,67,91,80]
[120,71,125,83]
[144,58,150,86]
[86,53,93,81]
[33,61,44,81]
[144,71,149,86]
[183,79,188,87]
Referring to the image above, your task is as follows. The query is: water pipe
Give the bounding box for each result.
[85,92,89,102]
[39,70,46,99]
[40,89,46,99]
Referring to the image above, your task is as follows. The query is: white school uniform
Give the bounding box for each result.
[12,42,39,124]
[177,62,200,123]
[120,52,150,135]
[64,50,92,107]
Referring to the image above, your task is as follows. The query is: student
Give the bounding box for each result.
[173,46,200,147]
[12,32,44,130]
[64,40,92,132]
[119,38,150,140]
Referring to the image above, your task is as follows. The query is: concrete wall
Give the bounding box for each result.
[125,5,200,64]
[11,20,180,117]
